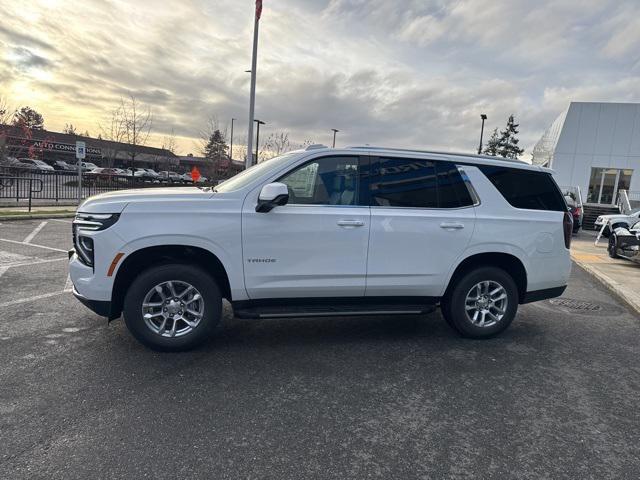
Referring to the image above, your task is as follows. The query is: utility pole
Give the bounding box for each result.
[246,0,262,168]
[230,118,235,161]
[478,114,487,154]
[254,119,265,164]
[331,128,339,148]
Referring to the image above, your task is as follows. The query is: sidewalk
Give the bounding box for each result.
[0,204,76,220]
[571,229,640,314]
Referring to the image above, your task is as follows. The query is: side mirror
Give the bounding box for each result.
[256,182,289,213]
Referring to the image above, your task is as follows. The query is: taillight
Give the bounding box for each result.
[563,211,573,248]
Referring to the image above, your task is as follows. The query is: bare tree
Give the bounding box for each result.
[198,115,228,157]
[161,128,178,155]
[121,95,152,169]
[99,96,152,172]
[0,96,14,125]
[99,104,127,167]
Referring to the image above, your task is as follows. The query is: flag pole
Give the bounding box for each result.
[246,1,261,169]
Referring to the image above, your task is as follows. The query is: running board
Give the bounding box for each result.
[233,302,437,320]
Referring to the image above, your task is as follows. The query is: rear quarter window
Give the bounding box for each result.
[478,165,566,212]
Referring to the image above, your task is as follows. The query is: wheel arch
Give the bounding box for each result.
[110,244,232,319]
[444,252,528,303]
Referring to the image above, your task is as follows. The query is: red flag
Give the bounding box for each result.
[256,0,262,20]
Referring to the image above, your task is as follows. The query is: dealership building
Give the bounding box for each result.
[532,102,640,207]
[0,124,243,176]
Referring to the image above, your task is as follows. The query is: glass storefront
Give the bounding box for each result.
[587,167,633,205]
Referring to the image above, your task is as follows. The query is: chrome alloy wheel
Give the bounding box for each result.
[464,280,508,327]
[141,280,204,337]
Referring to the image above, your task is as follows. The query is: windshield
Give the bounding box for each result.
[215,152,302,193]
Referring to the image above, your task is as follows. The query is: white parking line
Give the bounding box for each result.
[0,290,69,309]
[0,238,68,253]
[64,274,73,292]
[0,266,8,281]
[23,221,48,244]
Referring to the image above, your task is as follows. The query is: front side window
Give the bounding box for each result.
[370,157,474,208]
[279,156,360,205]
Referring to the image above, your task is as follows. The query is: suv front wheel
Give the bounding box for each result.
[442,266,518,338]
[123,264,222,351]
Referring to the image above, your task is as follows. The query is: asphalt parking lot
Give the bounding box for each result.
[1,219,639,479]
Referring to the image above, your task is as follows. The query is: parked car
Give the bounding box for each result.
[159,171,183,183]
[70,146,572,351]
[51,160,76,171]
[595,209,640,236]
[17,158,54,171]
[79,161,99,172]
[86,168,122,179]
[0,156,21,167]
[564,195,581,233]
[608,221,640,263]
[144,168,162,180]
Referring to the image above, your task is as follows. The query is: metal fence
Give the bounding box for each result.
[0,166,207,202]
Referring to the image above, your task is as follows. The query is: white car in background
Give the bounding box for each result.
[594,209,640,235]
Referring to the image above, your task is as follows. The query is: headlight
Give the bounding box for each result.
[72,213,120,267]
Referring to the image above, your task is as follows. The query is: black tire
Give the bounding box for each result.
[123,263,222,351]
[441,266,518,339]
[608,235,620,259]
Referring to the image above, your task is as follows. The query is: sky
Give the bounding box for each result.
[1,0,639,158]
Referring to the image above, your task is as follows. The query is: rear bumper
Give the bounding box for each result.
[521,285,567,304]
[73,287,112,318]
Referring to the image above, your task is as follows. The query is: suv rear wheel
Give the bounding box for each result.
[123,264,222,351]
[442,266,518,338]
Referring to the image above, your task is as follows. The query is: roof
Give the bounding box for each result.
[0,124,177,158]
[315,145,542,171]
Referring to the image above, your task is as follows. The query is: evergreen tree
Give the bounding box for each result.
[497,115,524,158]
[12,106,44,130]
[204,129,228,160]
[483,128,500,156]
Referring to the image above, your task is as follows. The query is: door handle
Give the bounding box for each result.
[440,222,464,230]
[337,219,365,227]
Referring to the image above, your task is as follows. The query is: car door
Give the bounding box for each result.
[242,154,370,299]
[365,156,477,297]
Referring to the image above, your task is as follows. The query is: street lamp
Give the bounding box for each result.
[254,119,265,163]
[331,128,339,148]
[478,114,487,155]
[230,118,235,161]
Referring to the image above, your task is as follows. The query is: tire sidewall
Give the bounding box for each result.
[123,263,221,351]
[448,267,518,338]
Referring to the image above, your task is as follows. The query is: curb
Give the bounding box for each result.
[572,258,640,316]
[0,213,76,221]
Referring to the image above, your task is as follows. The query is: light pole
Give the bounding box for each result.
[230,118,235,161]
[246,1,263,169]
[478,114,487,154]
[331,128,339,148]
[254,119,265,163]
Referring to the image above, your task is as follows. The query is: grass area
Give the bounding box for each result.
[0,209,76,216]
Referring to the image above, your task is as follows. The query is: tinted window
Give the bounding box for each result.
[478,165,566,211]
[279,156,360,205]
[435,162,474,208]
[370,158,473,208]
[370,158,438,208]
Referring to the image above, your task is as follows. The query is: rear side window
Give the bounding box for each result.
[370,157,474,208]
[478,165,566,211]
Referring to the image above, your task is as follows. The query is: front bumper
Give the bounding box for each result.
[73,286,112,317]
[521,285,567,304]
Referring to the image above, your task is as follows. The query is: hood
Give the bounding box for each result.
[79,187,214,214]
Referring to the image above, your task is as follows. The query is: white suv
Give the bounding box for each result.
[69,146,572,351]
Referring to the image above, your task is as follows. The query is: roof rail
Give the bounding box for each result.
[305,144,328,151]
[345,146,526,164]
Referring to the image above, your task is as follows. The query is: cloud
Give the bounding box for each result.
[0,0,638,156]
